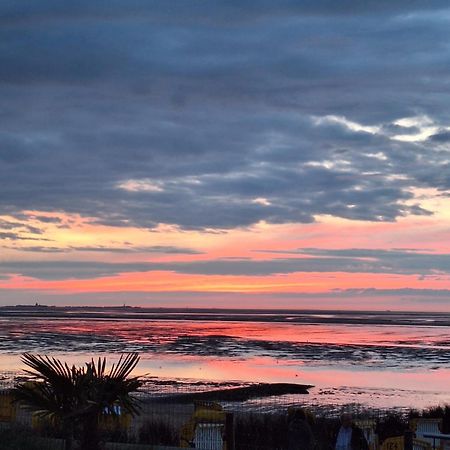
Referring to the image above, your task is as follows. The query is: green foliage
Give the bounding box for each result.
[16,352,142,418]
[14,353,142,450]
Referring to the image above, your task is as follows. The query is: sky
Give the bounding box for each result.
[1,1,450,310]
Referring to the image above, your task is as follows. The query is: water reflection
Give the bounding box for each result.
[0,317,449,410]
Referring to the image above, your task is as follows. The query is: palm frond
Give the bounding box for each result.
[15,352,143,424]
[109,353,140,380]
[21,353,76,385]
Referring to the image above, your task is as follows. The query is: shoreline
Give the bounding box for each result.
[1,306,449,326]
[2,371,449,416]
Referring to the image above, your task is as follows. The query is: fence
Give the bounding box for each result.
[1,373,449,450]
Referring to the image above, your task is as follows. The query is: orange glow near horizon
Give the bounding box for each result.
[1,197,450,309]
[1,270,449,293]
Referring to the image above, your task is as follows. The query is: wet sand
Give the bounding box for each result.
[0,307,449,411]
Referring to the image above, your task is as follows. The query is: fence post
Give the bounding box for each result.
[404,430,414,450]
[225,412,235,450]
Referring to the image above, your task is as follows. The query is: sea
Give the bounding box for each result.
[0,307,449,414]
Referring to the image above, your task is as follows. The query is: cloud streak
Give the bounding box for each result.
[2,248,450,280]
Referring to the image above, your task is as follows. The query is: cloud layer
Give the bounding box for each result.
[1,1,450,230]
[2,2,450,310]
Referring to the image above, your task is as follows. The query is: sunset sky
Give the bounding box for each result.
[1,1,450,310]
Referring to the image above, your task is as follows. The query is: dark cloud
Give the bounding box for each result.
[2,248,450,280]
[0,261,154,280]
[5,246,65,253]
[1,2,450,230]
[0,218,47,242]
[29,215,64,224]
[430,131,450,142]
[67,245,203,254]
[341,287,450,297]
[4,245,202,254]
[0,220,21,230]
[0,219,43,234]
[2,1,449,25]
[0,231,21,240]
[0,231,48,241]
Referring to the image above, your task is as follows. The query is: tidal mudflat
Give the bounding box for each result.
[1,308,449,412]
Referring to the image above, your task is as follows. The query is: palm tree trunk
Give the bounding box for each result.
[65,437,72,450]
[80,413,101,450]
[62,419,73,450]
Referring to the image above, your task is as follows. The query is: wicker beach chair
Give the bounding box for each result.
[380,436,404,450]
[380,436,432,450]
[180,401,226,450]
[0,390,16,423]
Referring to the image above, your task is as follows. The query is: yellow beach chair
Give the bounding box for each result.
[380,435,432,450]
[180,401,227,450]
[0,390,16,423]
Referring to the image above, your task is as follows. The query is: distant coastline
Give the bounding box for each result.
[1,305,449,326]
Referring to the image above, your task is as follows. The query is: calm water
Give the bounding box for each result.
[0,309,449,411]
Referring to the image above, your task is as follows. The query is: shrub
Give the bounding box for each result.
[138,419,179,446]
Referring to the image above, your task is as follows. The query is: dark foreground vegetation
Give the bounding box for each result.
[1,405,449,449]
[234,405,450,450]
[13,353,142,450]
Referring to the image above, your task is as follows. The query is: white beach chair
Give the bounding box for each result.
[180,401,227,449]
[410,419,442,448]
[413,438,432,450]
[193,422,224,450]
[355,419,378,450]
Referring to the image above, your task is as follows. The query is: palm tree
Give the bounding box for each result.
[15,353,142,450]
